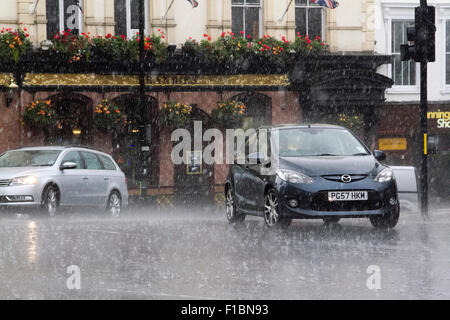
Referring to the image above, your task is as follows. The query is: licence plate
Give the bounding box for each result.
[328,191,368,201]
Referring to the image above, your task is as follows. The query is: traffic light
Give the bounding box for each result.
[400,5,436,62]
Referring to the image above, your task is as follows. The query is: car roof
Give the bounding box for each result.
[15,146,111,156]
[258,123,346,131]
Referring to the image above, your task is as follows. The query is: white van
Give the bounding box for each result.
[390,166,420,213]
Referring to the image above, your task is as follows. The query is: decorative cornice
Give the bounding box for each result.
[23,73,290,87]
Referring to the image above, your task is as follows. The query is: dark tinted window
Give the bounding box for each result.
[81,152,103,170]
[114,0,127,37]
[46,0,59,39]
[61,151,83,169]
[99,155,117,170]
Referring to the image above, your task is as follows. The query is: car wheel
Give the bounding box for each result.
[42,185,59,216]
[264,189,291,229]
[370,201,400,229]
[323,217,341,224]
[106,191,122,217]
[225,186,245,224]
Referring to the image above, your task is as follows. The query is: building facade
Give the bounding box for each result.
[8,0,442,206]
[374,0,450,202]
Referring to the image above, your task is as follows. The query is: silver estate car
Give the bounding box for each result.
[0,146,128,216]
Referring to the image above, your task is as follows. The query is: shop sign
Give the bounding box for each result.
[378,138,407,151]
[427,110,450,129]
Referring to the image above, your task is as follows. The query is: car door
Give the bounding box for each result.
[80,151,106,206]
[58,151,86,206]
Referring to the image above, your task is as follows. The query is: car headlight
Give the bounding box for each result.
[374,168,394,182]
[276,169,313,184]
[9,175,38,186]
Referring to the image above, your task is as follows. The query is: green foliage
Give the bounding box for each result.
[158,102,193,128]
[93,99,123,130]
[0,27,32,64]
[211,100,246,126]
[22,100,55,128]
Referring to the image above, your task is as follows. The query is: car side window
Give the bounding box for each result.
[99,155,117,170]
[81,152,103,170]
[61,151,83,169]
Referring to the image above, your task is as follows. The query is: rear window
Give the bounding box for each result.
[99,155,117,170]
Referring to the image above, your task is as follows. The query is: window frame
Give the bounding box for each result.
[390,19,418,88]
[294,0,325,39]
[56,0,83,35]
[231,0,263,39]
[382,4,419,95]
[126,0,149,39]
[442,17,450,93]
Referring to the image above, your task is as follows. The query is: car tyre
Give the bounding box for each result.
[264,189,291,229]
[41,185,59,217]
[370,201,400,229]
[106,190,122,217]
[225,186,245,224]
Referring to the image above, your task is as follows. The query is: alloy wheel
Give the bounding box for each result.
[108,192,121,217]
[264,190,279,227]
[226,188,234,221]
[46,188,57,216]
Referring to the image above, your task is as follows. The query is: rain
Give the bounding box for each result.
[0,0,449,301]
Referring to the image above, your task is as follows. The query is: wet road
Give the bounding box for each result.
[0,206,449,299]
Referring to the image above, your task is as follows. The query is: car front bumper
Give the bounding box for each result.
[0,185,42,206]
[276,177,398,219]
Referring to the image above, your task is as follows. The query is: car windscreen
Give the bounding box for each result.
[0,150,62,167]
[275,128,369,157]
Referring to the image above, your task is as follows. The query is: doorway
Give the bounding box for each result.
[112,94,159,190]
[173,106,214,206]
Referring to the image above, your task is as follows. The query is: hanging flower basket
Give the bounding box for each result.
[335,113,364,132]
[22,99,55,129]
[93,99,123,131]
[211,100,245,128]
[158,102,192,128]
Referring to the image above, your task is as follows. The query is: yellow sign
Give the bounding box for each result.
[23,73,290,87]
[378,138,407,151]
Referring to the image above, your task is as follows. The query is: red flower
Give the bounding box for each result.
[25,33,29,37]
[208,36,211,41]
[54,34,59,39]
[203,33,208,37]
[23,28,27,31]
[67,29,71,32]
[306,39,311,44]
[247,35,251,39]
[240,30,244,35]
[162,35,165,39]
[321,42,325,46]
[106,33,112,39]
[120,35,126,40]
[221,32,225,38]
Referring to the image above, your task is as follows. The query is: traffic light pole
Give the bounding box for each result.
[420,60,428,219]
[420,0,428,219]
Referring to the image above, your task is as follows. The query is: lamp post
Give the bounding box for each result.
[138,0,147,199]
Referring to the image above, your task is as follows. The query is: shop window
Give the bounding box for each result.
[114,0,148,39]
[232,0,262,40]
[391,20,416,86]
[46,0,83,39]
[295,0,323,38]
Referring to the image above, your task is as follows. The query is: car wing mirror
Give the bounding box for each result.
[60,161,77,170]
[373,150,386,162]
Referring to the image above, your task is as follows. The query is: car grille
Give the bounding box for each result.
[0,179,10,187]
[307,190,382,211]
[321,175,368,183]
